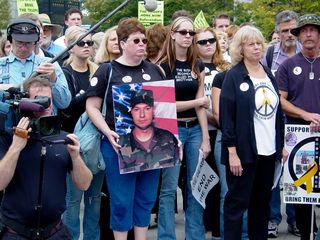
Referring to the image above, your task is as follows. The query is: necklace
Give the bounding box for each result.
[301,53,319,80]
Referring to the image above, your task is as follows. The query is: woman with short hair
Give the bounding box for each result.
[220,26,286,239]
[86,18,164,240]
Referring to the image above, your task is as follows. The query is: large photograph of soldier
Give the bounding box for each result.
[112,80,180,174]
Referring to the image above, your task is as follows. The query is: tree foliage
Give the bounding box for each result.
[0,0,10,30]
[83,0,320,39]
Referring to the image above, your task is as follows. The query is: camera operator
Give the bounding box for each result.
[0,75,92,239]
[0,17,71,114]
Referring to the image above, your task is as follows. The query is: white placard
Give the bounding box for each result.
[191,150,219,208]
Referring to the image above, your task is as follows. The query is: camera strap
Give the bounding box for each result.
[0,214,60,239]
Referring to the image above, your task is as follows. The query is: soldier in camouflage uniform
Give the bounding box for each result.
[118,89,179,174]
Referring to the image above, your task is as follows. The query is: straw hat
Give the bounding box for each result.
[38,13,62,36]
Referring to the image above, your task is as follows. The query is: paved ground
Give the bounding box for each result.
[146,189,319,240]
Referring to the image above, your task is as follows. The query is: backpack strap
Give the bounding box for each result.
[101,63,112,116]
[266,45,275,69]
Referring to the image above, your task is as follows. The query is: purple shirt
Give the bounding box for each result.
[262,42,302,73]
[276,52,320,116]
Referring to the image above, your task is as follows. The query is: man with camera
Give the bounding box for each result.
[0,75,92,239]
[0,17,71,114]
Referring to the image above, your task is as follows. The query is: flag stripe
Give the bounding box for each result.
[153,118,178,135]
[154,102,177,119]
[143,86,176,103]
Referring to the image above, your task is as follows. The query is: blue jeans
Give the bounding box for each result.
[269,182,296,225]
[158,124,204,240]
[101,139,160,231]
[214,130,248,240]
[63,170,104,240]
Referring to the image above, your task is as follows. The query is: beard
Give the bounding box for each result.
[283,39,296,48]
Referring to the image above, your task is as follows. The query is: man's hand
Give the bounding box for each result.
[310,121,320,133]
[66,134,81,159]
[13,117,31,152]
[36,63,57,82]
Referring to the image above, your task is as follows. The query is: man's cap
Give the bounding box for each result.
[38,13,62,36]
[130,89,154,108]
[7,18,40,42]
[291,14,320,36]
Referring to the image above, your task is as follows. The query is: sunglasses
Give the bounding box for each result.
[197,38,216,45]
[131,38,148,44]
[175,30,197,36]
[76,40,94,47]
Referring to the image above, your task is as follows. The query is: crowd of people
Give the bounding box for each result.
[0,6,320,240]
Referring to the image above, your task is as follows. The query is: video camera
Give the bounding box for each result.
[0,87,60,139]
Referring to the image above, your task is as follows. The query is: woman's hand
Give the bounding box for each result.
[200,139,211,159]
[282,148,289,163]
[228,150,243,176]
[105,130,121,151]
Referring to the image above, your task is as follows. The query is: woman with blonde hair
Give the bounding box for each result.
[94,26,120,65]
[220,25,285,239]
[156,16,211,240]
[216,31,231,63]
[61,25,102,240]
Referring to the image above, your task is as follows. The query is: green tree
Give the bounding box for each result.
[0,0,10,30]
[83,0,320,39]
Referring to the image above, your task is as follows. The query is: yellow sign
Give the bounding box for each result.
[17,0,39,15]
[138,1,164,27]
[194,11,209,30]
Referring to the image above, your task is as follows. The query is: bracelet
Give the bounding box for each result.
[13,127,29,139]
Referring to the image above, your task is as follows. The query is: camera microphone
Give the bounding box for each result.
[144,0,158,12]
[19,101,44,112]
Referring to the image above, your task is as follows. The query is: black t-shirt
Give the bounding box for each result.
[0,132,72,227]
[212,70,227,89]
[161,60,205,118]
[61,65,91,132]
[86,60,164,130]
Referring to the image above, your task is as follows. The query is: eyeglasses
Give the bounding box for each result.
[131,38,148,44]
[76,40,94,47]
[175,30,197,36]
[14,40,35,47]
[197,38,216,45]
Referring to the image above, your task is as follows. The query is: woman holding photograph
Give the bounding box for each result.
[156,16,211,240]
[86,18,164,240]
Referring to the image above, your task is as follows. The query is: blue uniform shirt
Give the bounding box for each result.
[46,41,65,56]
[0,51,71,114]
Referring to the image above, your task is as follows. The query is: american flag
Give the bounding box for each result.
[112,80,178,136]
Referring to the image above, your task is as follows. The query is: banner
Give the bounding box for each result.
[283,124,320,204]
[138,1,164,27]
[191,150,219,208]
[194,10,209,30]
[17,0,39,15]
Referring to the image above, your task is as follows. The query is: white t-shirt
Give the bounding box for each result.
[203,65,218,131]
[250,75,279,155]
[54,36,66,48]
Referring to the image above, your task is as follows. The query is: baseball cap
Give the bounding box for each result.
[7,18,40,42]
[291,14,320,36]
[130,89,154,108]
